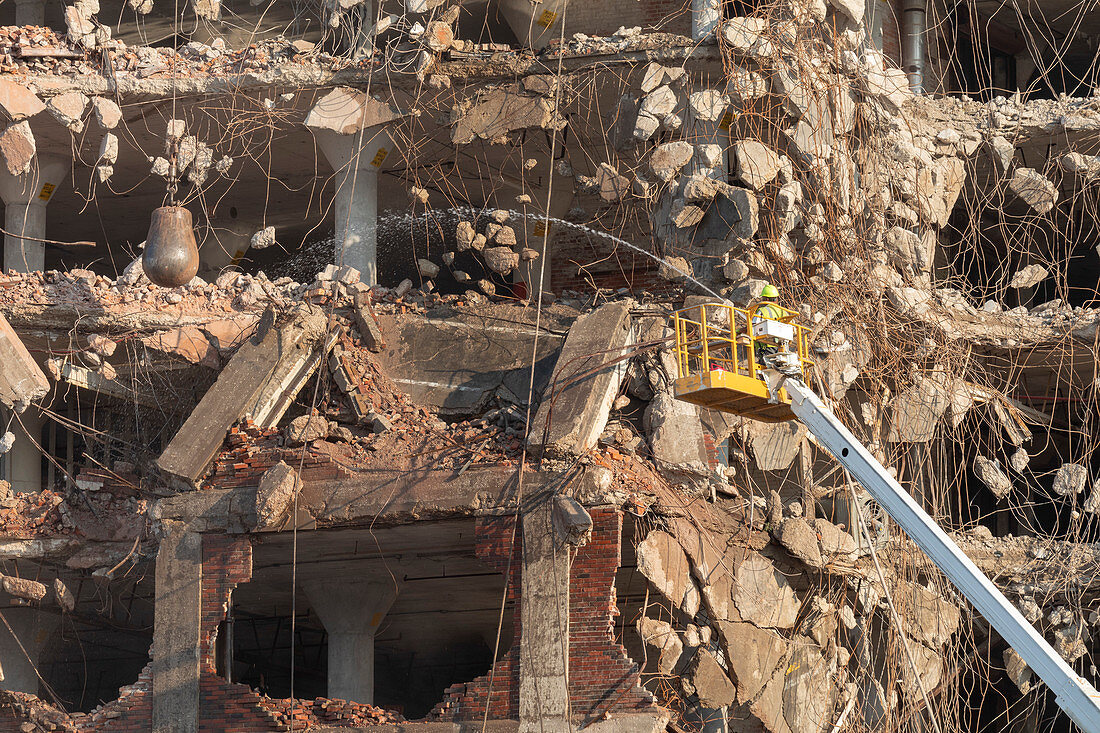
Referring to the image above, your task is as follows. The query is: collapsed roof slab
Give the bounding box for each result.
[155,306,329,489]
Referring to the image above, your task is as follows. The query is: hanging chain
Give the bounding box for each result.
[166,138,179,205]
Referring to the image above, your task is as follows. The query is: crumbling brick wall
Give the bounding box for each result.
[431,507,656,722]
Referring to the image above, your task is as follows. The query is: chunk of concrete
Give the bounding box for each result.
[0,313,51,412]
[531,302,632,457]
[717,620,788,703]
[637,616,683,675]
[782,642,833,733]
[255,461,301,530]
[1,576,47,602]
[452,87,564,144]
[650,140,694,182]
[0,80,46,121]
[640,85,678,118]
[1008,168,1058,214]
[827,0,863,22]
[891,580,960,647]
[305,86,404,135]
[1008,264,1048,289]
[1053,463,1088,496]
[887,372,949,442]
[644,391,708,475]
[637,530,693,610]
[686,650,736,708]
[285,413,330,445]
[777,517,822,568]
[973,456,1012,500]
[721,17,772,58]
[1003,647,1032,694]
[696,185,758,241]
[733,553,800,629]
[91,97,122,129]
[733,139,781,190]
[46,91,89,131]
[0,120,35,176]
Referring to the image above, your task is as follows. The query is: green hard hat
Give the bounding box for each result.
[761,283,779,299]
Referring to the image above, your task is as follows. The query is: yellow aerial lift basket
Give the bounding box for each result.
[671,302,813,422]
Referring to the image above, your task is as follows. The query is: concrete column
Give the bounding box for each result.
[13,0,45,27]
[691,0,721,41]
[2,407,45,493]
[519,496,570,733]
[197,223,256,278]
[0,607,56,693]
[314,129,388,286]
[0,154,69,274]
[497,0,569,50]
[152,528,202,733]
[303,579,396,704]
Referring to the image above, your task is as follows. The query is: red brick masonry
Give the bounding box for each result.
[431,507,657,722]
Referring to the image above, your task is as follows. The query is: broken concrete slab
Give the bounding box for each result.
[305,86,405,135]
[0,80,46,122]
[732,139,782,190]
[649,140,694,182]
[743,420,806,471]
[452,87,565,144]
[886,372,950,442]
[717,620,789,704]
[1053,463,1088,496]
[782,641,833,733]
[891,580,960,647]
[142,326,220,368]
[531,301,632,457]
[733,552,800,629]
[376,308,566,418]
[1008,168,1058,213]
[637,616,683,675]
[973,456,1012,500]
[636,530,693,610]
[695,185,758,241]
[1008,264,1049,289]
[0,311,49,412]
[685,650,736,708]
[0,120,35,175]
[644,391,709,476]
[156,309,329,488]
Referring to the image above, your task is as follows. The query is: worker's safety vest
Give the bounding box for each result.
[755,302,787,321]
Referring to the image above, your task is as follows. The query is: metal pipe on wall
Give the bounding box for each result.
[901,0,927,94]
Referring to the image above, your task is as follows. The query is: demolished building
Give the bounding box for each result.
[0,0,1099,731]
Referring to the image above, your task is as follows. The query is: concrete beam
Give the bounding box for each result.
[152,528,202,733]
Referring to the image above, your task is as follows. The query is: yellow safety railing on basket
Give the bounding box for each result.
[672,302,813,383]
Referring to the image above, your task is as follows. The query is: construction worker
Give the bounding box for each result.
[752,283,790,366]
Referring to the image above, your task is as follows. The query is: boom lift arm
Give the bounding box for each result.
[767,370,1100,733]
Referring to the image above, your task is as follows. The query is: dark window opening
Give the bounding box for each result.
[227,521,512,718]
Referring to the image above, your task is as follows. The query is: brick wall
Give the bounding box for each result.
[431,508,658,723]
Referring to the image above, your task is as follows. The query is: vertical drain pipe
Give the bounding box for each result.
[901,0,927,93]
